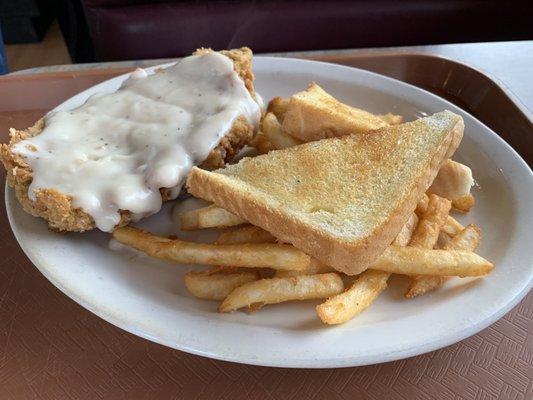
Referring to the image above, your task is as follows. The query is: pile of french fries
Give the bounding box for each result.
[112,91,492,325]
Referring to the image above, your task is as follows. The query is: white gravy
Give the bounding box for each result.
[13,52,260,231]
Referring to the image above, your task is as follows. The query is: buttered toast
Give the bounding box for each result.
[281,83,389,141]
[187,111,464,275]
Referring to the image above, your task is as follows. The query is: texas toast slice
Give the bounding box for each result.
[281,83,388,141]
[187,111,464,274]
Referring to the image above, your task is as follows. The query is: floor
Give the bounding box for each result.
[5,20,71,73]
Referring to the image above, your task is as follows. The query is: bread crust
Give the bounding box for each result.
[1,48,256,232]
[282,83,387,141]
[187,113,464,275]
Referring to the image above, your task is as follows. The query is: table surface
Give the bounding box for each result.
[1,41,532,400]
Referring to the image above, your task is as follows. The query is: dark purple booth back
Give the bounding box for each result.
[81,0,533,61]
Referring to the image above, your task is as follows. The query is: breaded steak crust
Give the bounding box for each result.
[1,48,257,232]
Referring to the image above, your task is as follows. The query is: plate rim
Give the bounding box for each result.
[5,56,533,368]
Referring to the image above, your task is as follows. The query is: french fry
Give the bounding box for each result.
[377,113,403,125]
[267,96,290,122]
[405,224,482,298]
[406,194,452,298]
[216,225,277,244]
[394,213,419,247]
[113,226,311,270]
[428,159,474,201]
[316,270,389,324]
[405,275,443,299]
[261,112,302,149]
[184,268,260,300]
[409,194,452,249]
[436,230,453,248]
[210,211,418,273]
[374,246,492,277]
[219,273,344,312]
[416,193,464,236]
[441,215,464,237]
[415,194,430,216]
[274,258,334,278]
[315,213,418,325]
[452,193,475,213]
[446,224,482,251]
[180,204,246,230]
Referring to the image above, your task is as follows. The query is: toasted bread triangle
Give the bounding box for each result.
[187,111,464,274]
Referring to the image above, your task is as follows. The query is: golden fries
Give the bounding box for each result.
[216,225,276,244]
[180,204,246,230]
[452,193,475,213]
[409,194,451,249]
[315,213,418,324]
[373,246,492,277]
[249,107,298,154]
[436,230,453,249]
[267,96,290,122]
[405,224,482,298]
[316,270,389,324]
[441,215,464,236]
[416,193,464,236]
[184,268,261,300]
[393,213,419,246]
[415,194,429,216]
[173,190,487,323]
[261,112,302,150]
[274,258,334,278]
[446,224,482,251]
[405,275,443,299]
[406,194,452,298]
[219,273,344,312]
[113,226,311,270]
[377,113,403,125]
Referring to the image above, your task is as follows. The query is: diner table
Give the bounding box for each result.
[0,40,531,400]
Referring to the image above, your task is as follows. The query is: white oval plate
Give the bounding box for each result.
[6,57,533,368]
